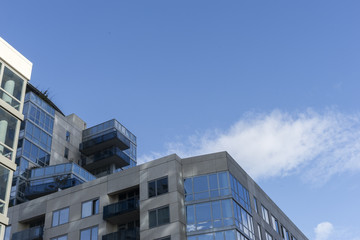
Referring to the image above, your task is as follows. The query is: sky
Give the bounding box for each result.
[2,0,360,239]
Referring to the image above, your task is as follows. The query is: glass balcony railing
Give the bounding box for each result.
[30,163,96,182]
[102,228,140,240]
[81,147,131,169]
[12,225,43,240]
[80,130,131,155]
[103,197,139,220]
[83,119,136,144]
[24,178,82,200]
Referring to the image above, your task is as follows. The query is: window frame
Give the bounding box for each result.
[149,205,170,228]
[271,215,280,233]
[148,176,168,198]
[64,147,69,159]
[52,207,70,227]
[80,225,98,240]
[81,198,99,218]
[65,131,70,142]
[261,204,270,224]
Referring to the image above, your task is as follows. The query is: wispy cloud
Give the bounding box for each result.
[139,109,360,184]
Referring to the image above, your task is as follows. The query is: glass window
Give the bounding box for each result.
[80,226,98,240]
[184,172,232,202]
[0,165,10,204]
[64,147,69,159]
[82,199,99,218]
[282,226,290,240]
[66,131,70,142]
[257,224,262,240]
[51,235,67,240]
[0,66,24,110]
[0,106,19,150]
[271,215,280,233]
[261,205,270,224]
[265,231,273,240]
[4,225,11,240]
[148,176,168,198]
[149,206,170,228]
[52,207,69,227]
[253,196,258,213]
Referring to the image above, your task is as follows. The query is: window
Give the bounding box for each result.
[64,147,69,159]
[82,198,99,218]
[66,131,70,142]
[4,225,11,240]
[261,205,270,224]
[187,199,235,232]
[265,231,273,240]
[257,224,262,240]
[52,207,69,227]
[253,196,258,213]
[80,226,98,240]
[271,215,280,233]
[148,176,168,198]
[281,226,290,240]
[149,206,170,228]
[0,165,10,213]
[51,235,67,240]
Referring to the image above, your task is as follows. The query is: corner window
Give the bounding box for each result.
[80,226,98,240]
[65,131,70,142]
[149,205,170,228]
[0,66,25,111]
[261,205,270,224]
[64,147,69,159]
[148,176,168,198]
[82,198,99,218]
[52,207,69,227]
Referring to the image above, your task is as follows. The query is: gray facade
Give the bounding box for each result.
[6,152,308,240]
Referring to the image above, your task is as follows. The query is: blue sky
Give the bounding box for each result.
[2,1,360,239]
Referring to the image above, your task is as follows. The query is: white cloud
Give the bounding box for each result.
[139,109,360,183]
[314,222,334,240]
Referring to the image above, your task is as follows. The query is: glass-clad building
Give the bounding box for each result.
[11,91,55,205]
[0,37,31,239]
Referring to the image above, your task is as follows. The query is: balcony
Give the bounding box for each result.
[103,197,139,224]
[12,225,43,240]
[24,178,82,200]
[102,228,140,240]
[80,130,130,156]
[81,147,131,171]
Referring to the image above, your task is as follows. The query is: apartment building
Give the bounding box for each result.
[6,152,308,240]
[0,37,32,239]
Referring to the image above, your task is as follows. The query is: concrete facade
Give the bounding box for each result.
[7,152,308,240]
[0,37,31,239]
[50,112,86,166]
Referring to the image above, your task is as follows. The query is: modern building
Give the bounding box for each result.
[10,82,137,206]
[5,152,308,240]
[0,37,32,239]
